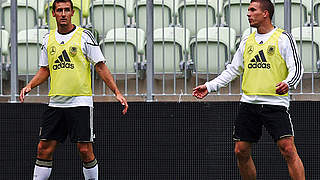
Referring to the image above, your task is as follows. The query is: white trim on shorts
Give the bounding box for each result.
[286,109,294,137]
[90,107,94,142]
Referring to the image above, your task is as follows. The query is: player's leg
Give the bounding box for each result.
[233,102,262,180]
[234,141,256,180]
[77,142,95,161]
[37,140,58,159]
[277,137,305,180]
[67,106,98,180]
[33,140,58,180]
[34,106,67,180]
[262,105,305,180]
[77,142,98,180]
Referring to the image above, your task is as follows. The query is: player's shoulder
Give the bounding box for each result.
[43,31,50,38]
[280,30,292,38]
[41,32,50,46]
[239,36,249,48]
[279,29,296,44]
[81,28,99,45]
[82,28,95,38]
[42,30,51,39]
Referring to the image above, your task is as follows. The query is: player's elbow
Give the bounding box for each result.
[94,62,104,72]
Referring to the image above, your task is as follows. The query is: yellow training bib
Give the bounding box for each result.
[242,28,288,96]
[47,27,92,96]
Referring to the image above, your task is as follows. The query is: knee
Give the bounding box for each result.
[78,146,90,156]
[234,146,250,160]
[279,144,296,160]
[77,144,94,160]
[37,143,54,158]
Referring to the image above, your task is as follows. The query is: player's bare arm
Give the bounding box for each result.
[19,67,50,103]
[95,62,128,114]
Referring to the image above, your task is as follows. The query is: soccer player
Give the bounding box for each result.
[19,0,128,179]
[193,0,305,179]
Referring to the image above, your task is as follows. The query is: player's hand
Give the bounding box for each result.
[19,86,32,103]
[276,82,289,95]
[116,93,128,115]
[192,84,209,99]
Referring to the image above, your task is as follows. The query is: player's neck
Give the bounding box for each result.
[257,22,274,34]
[57,24,75,34]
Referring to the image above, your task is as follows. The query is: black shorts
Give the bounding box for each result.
[233,102,294,143]
[39,106,95,143]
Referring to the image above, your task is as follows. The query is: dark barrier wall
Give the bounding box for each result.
[0,102,319,179]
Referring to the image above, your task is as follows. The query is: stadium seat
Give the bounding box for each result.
[152,27,190,74]
[272,0,310,29]
[190,27,236,74]
[1,0,45,33]
[17,28,48,75]
[100,27,145,74]
[90,0,134,38]
[44,0,90,30]
[313,0,320,25]
[223,0,310,37]
[223,0,251,37]
[0,29,9,80]
[135,0,179,33]
[178,0,223,36]
[0,30,9,56]
[235,27,256,48]
[292,27,320,73]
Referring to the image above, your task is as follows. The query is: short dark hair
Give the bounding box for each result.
[52,0,73,12]
[250,0,274,20]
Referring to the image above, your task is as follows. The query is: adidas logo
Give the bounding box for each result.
[52,50,75,70]
[247,50,270,69]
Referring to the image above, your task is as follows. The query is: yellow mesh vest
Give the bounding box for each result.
[47,28,92,96]
[242,28,288,96]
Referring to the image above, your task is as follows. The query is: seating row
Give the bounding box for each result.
[11,27,235,75]
[2,0,320,38]
[2,26,316,77]
[99,26,320,74]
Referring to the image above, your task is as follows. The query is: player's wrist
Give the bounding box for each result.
[114,89,122,96]
[281,81,291,90]
[25,84,32,90]
[205,82,211,93]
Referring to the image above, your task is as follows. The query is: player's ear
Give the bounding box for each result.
[71,9,74,17]
[52,9,56,17]
[263,10,269,18]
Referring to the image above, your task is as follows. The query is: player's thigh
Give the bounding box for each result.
[233,102,263,142]
[40,107,68,143]
[262,105,293,142]
[65,106,94,143]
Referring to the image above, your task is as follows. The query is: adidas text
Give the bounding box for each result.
[248,62,271,69]
[53,62,74,70]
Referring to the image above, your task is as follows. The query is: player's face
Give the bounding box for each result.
[52,2,74,27]
[247,2,267,28]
